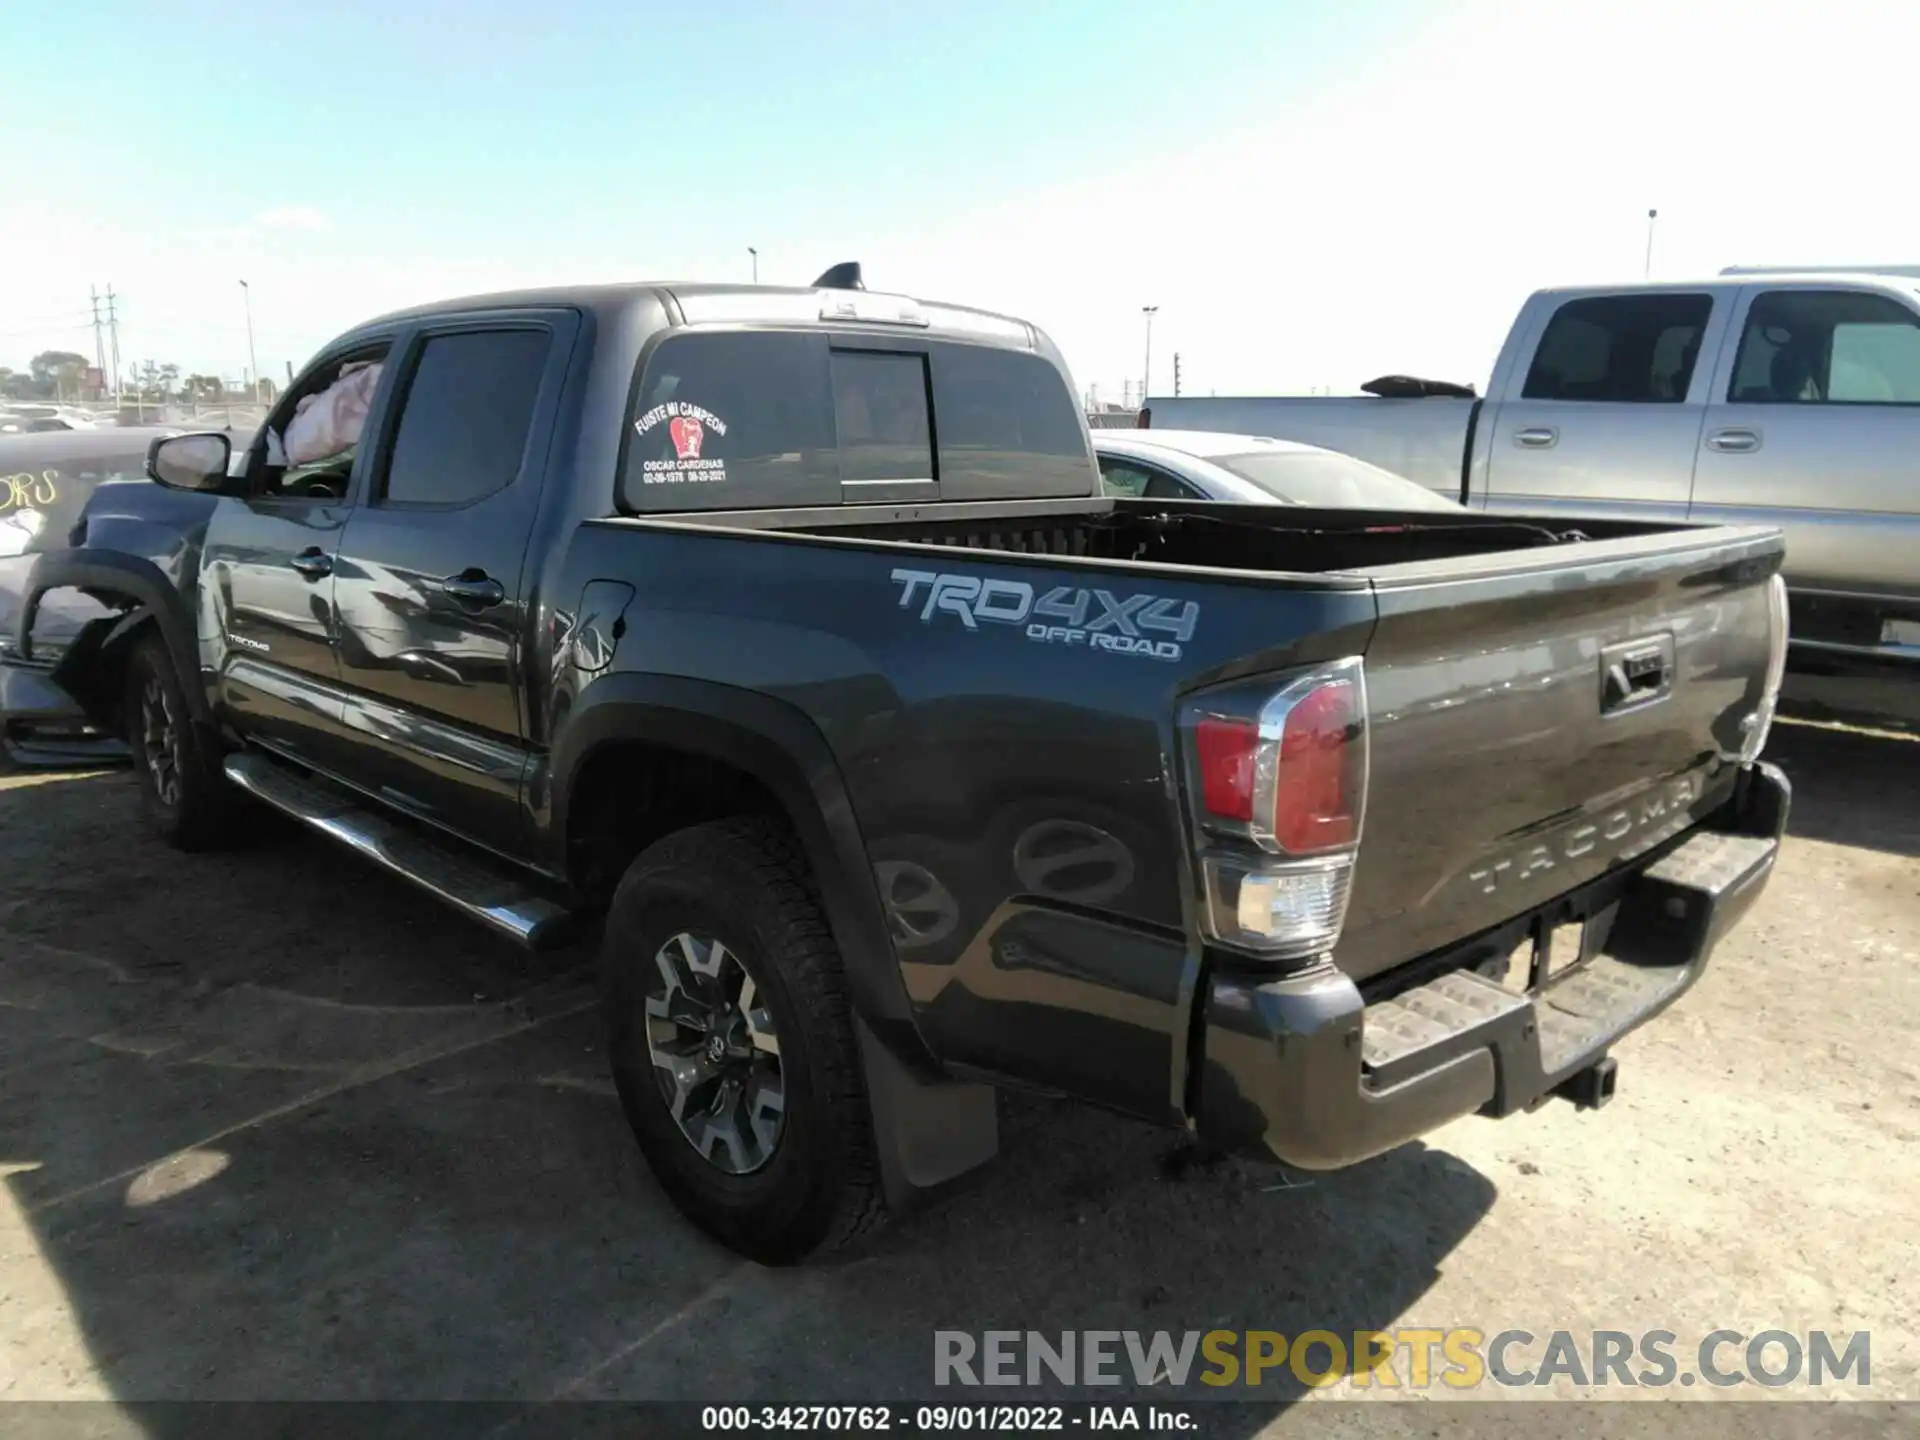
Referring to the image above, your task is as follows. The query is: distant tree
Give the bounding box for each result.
[29,350,90,401]
[130,360,186,402]
[183,373,225,403]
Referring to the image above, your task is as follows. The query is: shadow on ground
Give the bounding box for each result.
[1765,717,1920,859]
[1,769,1491,1429]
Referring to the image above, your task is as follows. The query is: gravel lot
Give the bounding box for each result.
[1,676,1915,1430]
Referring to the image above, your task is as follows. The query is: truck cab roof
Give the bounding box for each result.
[1530,272,1920,302]
[354,281,1043,353]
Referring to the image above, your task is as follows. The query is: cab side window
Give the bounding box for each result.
[1099,458,1151,497]
[1144,469,1203,500]
[1729,290,1920,405]
[1522,294,1712,403]
[1099,457,1200,500]
[253,343,392,501]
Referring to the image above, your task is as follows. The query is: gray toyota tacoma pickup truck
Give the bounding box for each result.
[16,266,1791,1262]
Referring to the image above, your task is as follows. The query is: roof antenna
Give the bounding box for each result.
[812,262,865,291]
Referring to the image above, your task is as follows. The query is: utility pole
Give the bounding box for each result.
[748,247,759,283]
[90,286,108,393]
[1173,352,1182,398]
[240,280,260,402]
[105,286,122,406]
[1644,208,1658,280]
[1141,306,1159,406]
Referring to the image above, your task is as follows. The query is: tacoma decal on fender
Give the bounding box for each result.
[890,567,1199,661]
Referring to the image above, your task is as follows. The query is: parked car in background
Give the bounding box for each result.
[1,405,102,435]
[1094,430,1464,510]
[1143,269,1920,666]
[0,426,209,762]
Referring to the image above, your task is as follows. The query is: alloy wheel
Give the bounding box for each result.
[643,931,785,1175]
[139,675,182,809]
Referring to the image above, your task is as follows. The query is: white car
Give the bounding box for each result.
[1092,429,1464,511]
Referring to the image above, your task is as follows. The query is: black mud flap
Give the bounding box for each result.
[854,1014,999,1211]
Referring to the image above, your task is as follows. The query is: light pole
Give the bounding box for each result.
[239,279,260,402]
[749,247,759,283]
[1644,209,1658,280]
[1141,305,1158,407]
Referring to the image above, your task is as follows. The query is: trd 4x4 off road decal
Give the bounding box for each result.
[890,567,1199,661]
[633,402,729,487]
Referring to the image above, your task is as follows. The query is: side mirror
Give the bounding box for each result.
[147,432,234,493]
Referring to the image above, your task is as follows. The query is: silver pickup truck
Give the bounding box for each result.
[1144,269,1920,666]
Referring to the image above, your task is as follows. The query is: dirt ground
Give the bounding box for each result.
[1,674,1915,1430]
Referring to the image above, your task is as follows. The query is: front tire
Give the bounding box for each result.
[601,817,885,1263]
[126,633,234,851]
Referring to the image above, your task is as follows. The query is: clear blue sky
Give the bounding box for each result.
[5,2,1915,397]
[0,0,1421,389]
[6,0,1415,250]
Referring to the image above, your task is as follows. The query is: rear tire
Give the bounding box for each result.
[601,816,885,1263]
[126,633,235,851]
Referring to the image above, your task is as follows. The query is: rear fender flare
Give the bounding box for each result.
[549,672,935,1076]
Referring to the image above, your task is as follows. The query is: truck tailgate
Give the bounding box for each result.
[1334,524,1786,983]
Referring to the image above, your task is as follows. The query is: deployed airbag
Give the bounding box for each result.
[280,360,383,466]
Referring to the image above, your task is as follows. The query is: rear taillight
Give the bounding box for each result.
[1181,659,1369,960]
[1266,678,1361,854]
[1195,717,1257,820]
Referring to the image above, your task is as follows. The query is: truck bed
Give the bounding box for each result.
[644,493,1667,570]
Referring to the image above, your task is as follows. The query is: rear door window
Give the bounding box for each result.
[381,329,551,506]
[930,343,1093,498]
[623,331,838,511]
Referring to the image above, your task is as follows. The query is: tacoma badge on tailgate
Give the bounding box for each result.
[1466,770,1708,896]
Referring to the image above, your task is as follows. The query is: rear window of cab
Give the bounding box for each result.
[618,330,1090,511]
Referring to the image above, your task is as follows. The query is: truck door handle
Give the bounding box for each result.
[1705,428,1762,453]
[437,570,506,608]
[289,548,333,580]
[1514,427,1558,448]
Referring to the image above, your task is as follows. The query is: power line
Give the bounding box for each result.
[0,308,96,326]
